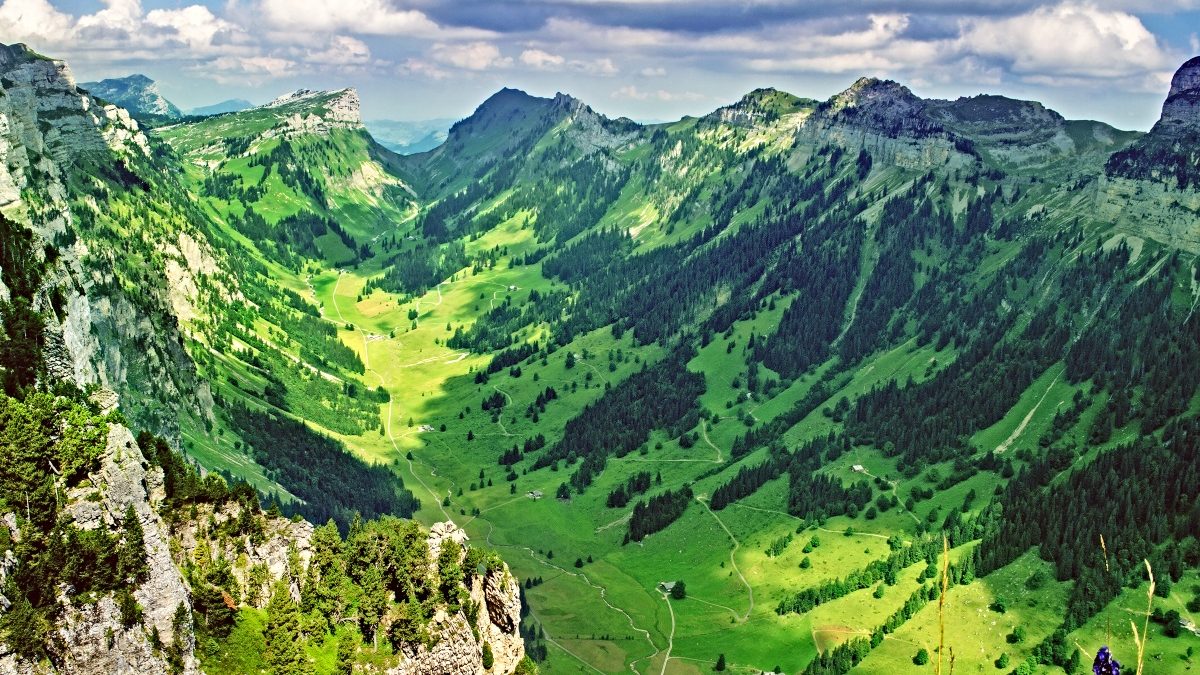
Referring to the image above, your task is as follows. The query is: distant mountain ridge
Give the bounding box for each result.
[79,73,181,123]
[188,98,252,116]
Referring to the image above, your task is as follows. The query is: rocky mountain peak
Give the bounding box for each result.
[830,77,922,113]
[79,73,182,121]
[1156,56,1200,131]
[264,87,360,123]
[1168,56,1200,98]
[814,75,947,143]
[707,87,814,127]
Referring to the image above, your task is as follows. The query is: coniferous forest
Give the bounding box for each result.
[2,29,1200,675]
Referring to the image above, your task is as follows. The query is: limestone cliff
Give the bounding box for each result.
[1,424,200,675]
[0,42,214,440]
[1101,56,1200,252]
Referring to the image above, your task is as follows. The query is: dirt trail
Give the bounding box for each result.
[331,272,455,522]
[696,496,753,621]
[995,371,1061,455]
[658,592,676,675]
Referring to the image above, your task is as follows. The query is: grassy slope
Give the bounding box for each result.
[159,94,1200,674]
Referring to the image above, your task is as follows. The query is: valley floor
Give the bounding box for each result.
[222,219,1200,674]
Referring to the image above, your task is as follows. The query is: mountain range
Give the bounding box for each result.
[1,38,1199,675]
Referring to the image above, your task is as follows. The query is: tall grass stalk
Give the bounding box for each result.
[1131,559,1155,675]
[1100,534,1111,645]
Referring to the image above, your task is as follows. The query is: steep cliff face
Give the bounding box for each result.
[1154,55,1200,133]
[0,42,214,440]
[1101,56,1200,252]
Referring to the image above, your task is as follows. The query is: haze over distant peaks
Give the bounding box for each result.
[365,118,454,155]
[188,98,253,117]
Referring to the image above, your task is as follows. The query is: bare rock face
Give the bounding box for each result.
[390,611,483,675]
[258,88,364,142]
[1156,56,1200,132]
[796,77,975,172]
[483,568,520,634]
[390,522,525,675]
[175,505,314,606]
[427,520,470,564]
[4,425,198,675]
[47,596,172,675]
[479,568,524,674]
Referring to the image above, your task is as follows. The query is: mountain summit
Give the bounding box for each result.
[1106,55,1200,190]
[79,73,182,123]
[1156,55,1200,132]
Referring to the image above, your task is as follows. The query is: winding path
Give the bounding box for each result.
[330,271,455,523]
[657,591,676,675]
[696,496,753,621]
[995,371,1061,455]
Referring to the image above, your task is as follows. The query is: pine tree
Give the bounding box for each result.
[118,505,148,584]
[335,631,357,675]
[264,580,311,674]
[359,566,388,648]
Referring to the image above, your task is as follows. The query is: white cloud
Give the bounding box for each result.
[0,0,243,58]
[612,84,703,101]
[959,3,1176,79]
[202,54,297,84]
[256,0,439,36]
[582,57,618,76]
[144,6,237,51]
[520,48,566,69]
[430,41,511,71]
[398,58,450,80]
[75,0,141,36]
[639,66,666,77]
[304,35,372,67]
[1191,32,1199,53]
[519,48,616,75]
[0,0,74,44]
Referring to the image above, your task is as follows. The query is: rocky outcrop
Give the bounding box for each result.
[3,425,199,675]
[259,88,364,139]
[1154,55,1200,133]
[391,523,525,675]
[793,77,976,172]
[174,505,314,606]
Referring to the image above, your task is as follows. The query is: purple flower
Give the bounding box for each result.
[1093,646,1121,675]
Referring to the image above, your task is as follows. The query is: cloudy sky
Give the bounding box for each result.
[1,0,1198,128]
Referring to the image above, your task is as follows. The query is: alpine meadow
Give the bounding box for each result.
[1,2,1200,674]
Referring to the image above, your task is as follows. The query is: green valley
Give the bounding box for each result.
[2,35,1200,675]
